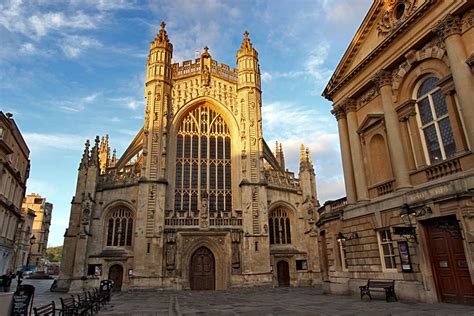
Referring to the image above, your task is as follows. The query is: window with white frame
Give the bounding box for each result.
[415,76,456,164]
[338,240,348,271]
[378,229,396,270]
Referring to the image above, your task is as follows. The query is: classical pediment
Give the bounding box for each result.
[323,0,434,100]
[357,113,384,134]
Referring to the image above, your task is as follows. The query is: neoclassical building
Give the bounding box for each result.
[321,0,473,305]
[0,112,30,275]
[58,24,320,291]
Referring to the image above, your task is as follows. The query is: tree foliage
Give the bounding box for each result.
[45,246,62,263]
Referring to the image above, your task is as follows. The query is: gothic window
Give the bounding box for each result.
[175,105,232,213]
[416,76,456,164]
[106,207,134,247]
[269,208,291,245]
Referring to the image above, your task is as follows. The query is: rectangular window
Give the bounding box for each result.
[378,229,397,271]
[296,260,308,271]
[87,264,102,276]
[338,240,348,272]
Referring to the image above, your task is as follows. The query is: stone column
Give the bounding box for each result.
[331,106,357,204]
[434,14,474,150]
[372,70,411,190]
[342,99,369,201]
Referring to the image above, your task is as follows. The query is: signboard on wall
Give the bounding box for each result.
[398,241,413,272]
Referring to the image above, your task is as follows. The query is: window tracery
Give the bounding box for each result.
[415,76,456,164]
[175,105,232,214]
[106,207,133,247]
[269,208,291,244]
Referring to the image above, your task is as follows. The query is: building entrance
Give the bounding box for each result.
[190,247,215,290]
[108,264,123,291]
[277,260,290,287]
[426,216,474,305]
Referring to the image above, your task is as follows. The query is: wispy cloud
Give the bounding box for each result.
[57,92,101,112]
[23,132,86,152]
[108,96,144,110]
[60,35,102,58]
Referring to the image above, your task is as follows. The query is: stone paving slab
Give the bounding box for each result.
[99,287,474,316]
[18,280,474,316]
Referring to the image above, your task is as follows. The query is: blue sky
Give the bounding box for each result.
[0,0,372,247]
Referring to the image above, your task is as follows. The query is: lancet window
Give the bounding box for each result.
[269,208,291,244]
[106,207,133,247]
[174,105,232,214]
[415,76,456,164]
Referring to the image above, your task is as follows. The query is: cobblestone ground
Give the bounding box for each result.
[20,279,474,316]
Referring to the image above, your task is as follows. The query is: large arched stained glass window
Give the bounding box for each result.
[106,207,133,247]
[175,105,232,214]
[416,76,456,164]
[269,208,291,245]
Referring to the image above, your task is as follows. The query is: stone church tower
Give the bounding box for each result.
[58,23,321,291]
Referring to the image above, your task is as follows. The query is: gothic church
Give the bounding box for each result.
[58,23,320,291]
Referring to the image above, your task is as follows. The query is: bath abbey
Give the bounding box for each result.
[57,23,320,291]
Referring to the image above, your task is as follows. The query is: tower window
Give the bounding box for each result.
[106,207,134,247]
[269,208,291,244]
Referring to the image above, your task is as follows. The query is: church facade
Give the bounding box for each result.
[58,24,320,292]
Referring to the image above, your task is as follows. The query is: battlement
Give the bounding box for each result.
[172,58,238,83]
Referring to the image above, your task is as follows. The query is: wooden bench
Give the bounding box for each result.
[359,280,398,302]
[33,301,58,316]
[76,292,94,315]
[60,295,79,316]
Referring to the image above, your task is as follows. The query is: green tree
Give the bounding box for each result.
[45,246,63,263]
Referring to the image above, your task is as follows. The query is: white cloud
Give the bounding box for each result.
[57,92,101,112]
[108,96,144,110]
[60,35,102,58]
[20,42,36,54]
[23,133,86,153]
[304,42,332,89]
[261,71,272,83]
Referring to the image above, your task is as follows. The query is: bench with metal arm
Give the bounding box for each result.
[359,279,398,302]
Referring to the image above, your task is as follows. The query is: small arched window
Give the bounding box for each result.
[269,208,291,245]
[416,76,456,164]
[106,207,133,247]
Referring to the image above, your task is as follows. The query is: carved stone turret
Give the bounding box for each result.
[99,135,110,174]
[79,140,90,170]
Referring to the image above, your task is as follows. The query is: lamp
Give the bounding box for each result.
[26,235,36,269]
[336,232,359,242]
[398,204,431,243]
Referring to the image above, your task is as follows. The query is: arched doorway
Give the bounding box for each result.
[277,260,290,287]
[108,264,123,291]
[190,246,215,290]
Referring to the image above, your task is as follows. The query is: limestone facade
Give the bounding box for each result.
[58,25,320,292]
[0,111,30,274]
[322,0,474,305]
[22,194,53,271]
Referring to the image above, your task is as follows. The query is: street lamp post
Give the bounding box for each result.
[26,235,36,270]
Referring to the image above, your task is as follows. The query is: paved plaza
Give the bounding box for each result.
[20,279,474,315]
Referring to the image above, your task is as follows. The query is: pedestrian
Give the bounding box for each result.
[16,270,23,287]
